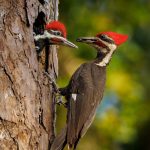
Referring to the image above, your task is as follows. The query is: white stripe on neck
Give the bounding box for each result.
[96,44,117,67]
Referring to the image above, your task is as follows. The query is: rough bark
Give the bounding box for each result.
[0,0,58,149]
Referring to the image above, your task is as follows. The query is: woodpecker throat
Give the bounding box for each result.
[95,44,117,67]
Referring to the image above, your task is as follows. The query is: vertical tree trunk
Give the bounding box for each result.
[0,0,58,149]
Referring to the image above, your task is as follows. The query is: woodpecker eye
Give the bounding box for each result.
[49,30,63,37]
[56,31,62,36]
[99,34,107,40]
[99,34,114,44]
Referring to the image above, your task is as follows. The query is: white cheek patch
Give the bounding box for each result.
[101,48,107,53]
[71,93,77,101]
[96,44,117,67]
[34,31,54,41]
[109,44,117,50]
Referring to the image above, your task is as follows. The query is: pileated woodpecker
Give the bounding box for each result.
[34,21,78,52]
[51,32,128,150]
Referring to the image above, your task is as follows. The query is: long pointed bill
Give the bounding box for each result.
[76,37,100,44]
[51,36,78,48]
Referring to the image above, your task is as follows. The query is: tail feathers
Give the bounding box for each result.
[50,127,67,150]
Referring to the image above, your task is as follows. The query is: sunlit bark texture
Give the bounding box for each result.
[0,0,58,149]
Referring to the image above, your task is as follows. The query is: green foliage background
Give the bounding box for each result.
[56,0,150,149]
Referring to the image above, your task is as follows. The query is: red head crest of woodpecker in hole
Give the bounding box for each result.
[45,21,67,38]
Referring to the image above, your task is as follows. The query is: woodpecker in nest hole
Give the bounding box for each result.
[34,21,78,53]
[50,31,128,150]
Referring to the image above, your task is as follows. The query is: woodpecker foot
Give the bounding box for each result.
[44,72,67,107]
[43,72,59,93]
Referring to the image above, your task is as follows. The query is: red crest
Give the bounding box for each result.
[45,21,67,38]
[97,32,128,45]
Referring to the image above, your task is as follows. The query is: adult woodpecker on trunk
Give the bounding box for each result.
[50,31,128,150]
[34,21,78,53]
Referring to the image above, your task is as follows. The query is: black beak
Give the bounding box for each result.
[52,36,78,48]
[76,37,99,44]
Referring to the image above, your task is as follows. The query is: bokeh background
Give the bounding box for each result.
[56,0,150,150]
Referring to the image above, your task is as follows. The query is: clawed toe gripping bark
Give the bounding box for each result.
[44,72,67,107]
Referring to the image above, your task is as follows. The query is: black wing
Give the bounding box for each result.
[66,63,106,147]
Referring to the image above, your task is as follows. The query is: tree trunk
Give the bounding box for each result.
[0,0,58,149]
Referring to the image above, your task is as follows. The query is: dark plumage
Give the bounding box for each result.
[51,61,106,150]
[65,62,106,149]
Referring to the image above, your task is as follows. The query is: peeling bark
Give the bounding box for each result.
[0,0,58,149]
